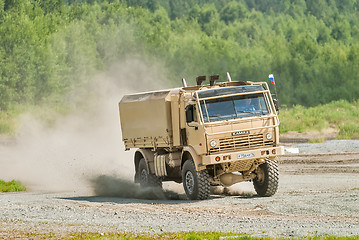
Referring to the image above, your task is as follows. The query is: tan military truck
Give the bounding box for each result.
[119,74,284,200]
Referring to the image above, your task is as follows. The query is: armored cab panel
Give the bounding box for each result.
[119,90,174,150]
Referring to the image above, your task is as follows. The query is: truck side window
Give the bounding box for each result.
[185,105,194,123]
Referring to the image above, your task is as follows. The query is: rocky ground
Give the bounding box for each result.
[1,140,359,239]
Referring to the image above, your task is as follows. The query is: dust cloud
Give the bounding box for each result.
[91,175,180,200]
[0,58,172,196]
[211,183,256,197]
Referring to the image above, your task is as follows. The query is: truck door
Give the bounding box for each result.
[185,104,206,155]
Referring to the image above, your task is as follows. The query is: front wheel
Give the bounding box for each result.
[138,158,162,188]
[182,159,210,200]
[253,160,279,197]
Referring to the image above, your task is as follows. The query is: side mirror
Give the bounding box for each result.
[185,105,194,123]
[273,99,279,112]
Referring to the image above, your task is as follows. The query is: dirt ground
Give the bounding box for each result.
[1,149,359,239]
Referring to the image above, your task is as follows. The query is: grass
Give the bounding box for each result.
[67,232,245,240]
[0,180,26,192]
[279,99,359,139]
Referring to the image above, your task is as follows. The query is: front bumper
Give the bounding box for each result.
[202,146,284,166]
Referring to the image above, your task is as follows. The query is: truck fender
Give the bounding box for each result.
[134,149,155,182]
[181,146,204,171]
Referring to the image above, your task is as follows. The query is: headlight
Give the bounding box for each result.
[210,140,217,148]
[266,132,273,140]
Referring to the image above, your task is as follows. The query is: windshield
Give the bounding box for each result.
[199,93,270,123]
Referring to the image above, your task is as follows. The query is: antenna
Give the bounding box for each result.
[226,72,232,82]
[181,78,187,87]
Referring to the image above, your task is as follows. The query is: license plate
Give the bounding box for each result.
[237,152,255,159]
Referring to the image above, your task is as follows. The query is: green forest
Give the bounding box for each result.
[1,0,359,111]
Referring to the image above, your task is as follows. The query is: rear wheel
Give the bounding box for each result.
[182,159,210,200]
[253,160,279,197]
[138,158,162,188]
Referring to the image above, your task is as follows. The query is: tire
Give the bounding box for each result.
[138,158,162,188]
[253,160,279,197]
[182,159,210,200]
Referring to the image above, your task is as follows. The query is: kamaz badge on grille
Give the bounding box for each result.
[232,130,250,136]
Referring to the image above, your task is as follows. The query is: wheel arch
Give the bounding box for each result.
[181,146,203,171]
[134,148,155,182]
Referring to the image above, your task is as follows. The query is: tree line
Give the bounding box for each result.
[1,0,359,110]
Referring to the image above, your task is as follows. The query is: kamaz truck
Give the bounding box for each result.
[119,73,284,200]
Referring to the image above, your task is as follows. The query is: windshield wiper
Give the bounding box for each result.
[237,110,255,114]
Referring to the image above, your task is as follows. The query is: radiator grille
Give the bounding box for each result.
[209,133,274,154]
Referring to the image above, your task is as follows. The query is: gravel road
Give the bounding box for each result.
[1,141,359,239]
[290,140,359,154]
